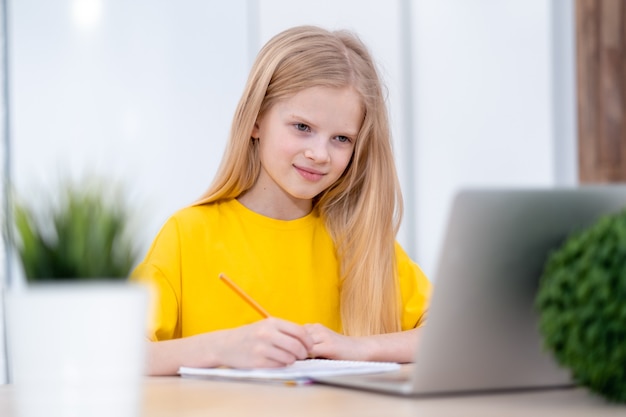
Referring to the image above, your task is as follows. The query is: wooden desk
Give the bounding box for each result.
[0,373,623,416]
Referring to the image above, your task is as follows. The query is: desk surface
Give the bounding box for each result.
[0,371,623,416]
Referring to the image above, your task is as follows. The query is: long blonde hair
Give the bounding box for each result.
[196,26,403,336]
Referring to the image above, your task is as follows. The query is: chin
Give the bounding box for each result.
[285,183,331,201]
[290,194,317,201]
[288,190,321,201]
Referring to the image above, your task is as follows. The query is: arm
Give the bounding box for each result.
[145,317,314,376]
[304,324,423,363]
[303,244,431,364]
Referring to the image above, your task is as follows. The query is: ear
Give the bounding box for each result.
[251,120,260,140]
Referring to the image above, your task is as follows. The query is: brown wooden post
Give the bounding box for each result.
[577,0,626,182]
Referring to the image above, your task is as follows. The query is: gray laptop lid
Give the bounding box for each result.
[315,186,626,395]
[411,186,626,394]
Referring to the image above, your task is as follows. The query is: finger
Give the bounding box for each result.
[245,334,301,367]
[303,323,329,346]
[270,331,310,360]
[243,354,294,369]
[272,319,315,351]
[251,319,311,360]
[253,349,299,368]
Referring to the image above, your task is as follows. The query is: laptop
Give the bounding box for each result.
[313,186,626,396]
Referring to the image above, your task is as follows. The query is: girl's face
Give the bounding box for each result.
[249,86,362,216]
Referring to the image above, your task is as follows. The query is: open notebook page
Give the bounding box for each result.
[179,359,401,385]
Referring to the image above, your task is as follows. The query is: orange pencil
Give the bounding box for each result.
[218,273,271,318]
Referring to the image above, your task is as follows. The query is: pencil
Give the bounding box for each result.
[218,273,271,318]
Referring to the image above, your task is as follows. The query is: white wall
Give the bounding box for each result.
[10,0,250,262]
[411,0,576,275]
[8,0,575,278]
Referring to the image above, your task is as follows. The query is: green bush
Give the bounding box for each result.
[536,209,626,403]
[13,179,139,281]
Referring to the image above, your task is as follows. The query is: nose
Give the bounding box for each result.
[304,136,330,164]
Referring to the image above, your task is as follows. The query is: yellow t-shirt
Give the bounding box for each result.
[131,199,431,341]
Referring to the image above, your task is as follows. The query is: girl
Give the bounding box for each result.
[131,25,431,376]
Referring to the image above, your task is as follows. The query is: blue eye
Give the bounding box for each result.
[336,136,351,143]
[295,123,310,132]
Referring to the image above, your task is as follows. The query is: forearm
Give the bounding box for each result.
[306,324,423,363]
[144,332,222,376]
[144,318,314,375]
[355,328,422,363]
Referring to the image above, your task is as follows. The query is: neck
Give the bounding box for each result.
[237,189,312,220]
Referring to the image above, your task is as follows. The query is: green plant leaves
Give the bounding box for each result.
[13,179,138,281]
[536,208,626,403]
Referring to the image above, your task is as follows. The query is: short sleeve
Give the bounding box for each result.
[396,243,432,330]
[130,217,182,341]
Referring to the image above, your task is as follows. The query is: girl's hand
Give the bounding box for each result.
[214,317,314,369]
[304,323,367,361]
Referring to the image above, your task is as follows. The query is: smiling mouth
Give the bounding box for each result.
[294,165,325,182]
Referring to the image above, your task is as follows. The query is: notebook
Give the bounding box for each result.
[179,359,400,386]
[312,186,626,396]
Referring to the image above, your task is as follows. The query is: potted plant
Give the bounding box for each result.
[536,209,626,403]
[5,177,149,410]
[12,177,139,281]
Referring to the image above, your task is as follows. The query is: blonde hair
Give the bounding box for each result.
[196,26,403,336]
